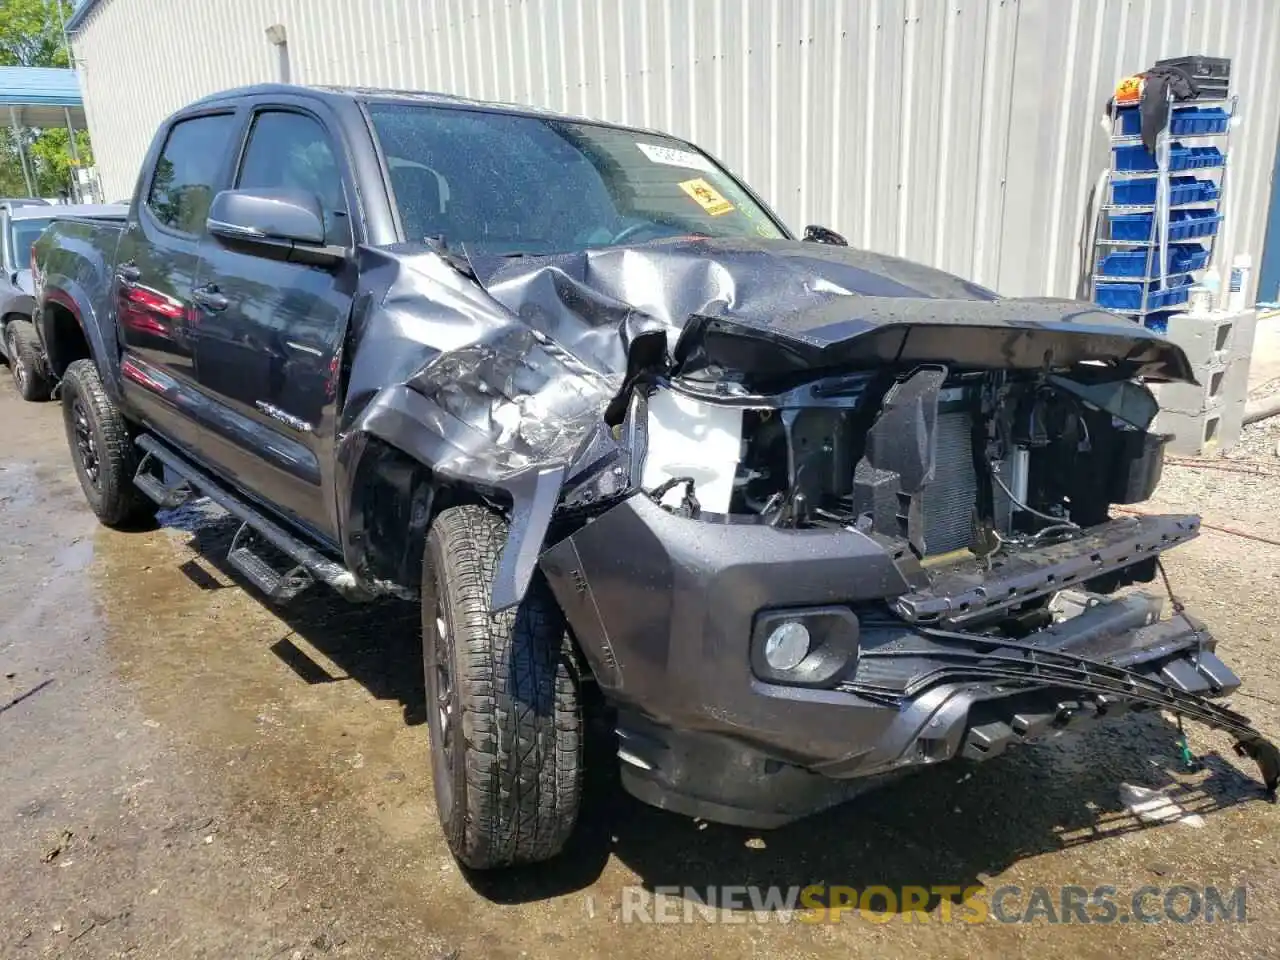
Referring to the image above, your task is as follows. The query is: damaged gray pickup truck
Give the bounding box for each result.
[34,84,1276,871]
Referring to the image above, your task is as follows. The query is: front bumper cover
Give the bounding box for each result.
[540,495,1254,827]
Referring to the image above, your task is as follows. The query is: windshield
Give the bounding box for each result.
[367,103,786,256]
[10,219,51,269]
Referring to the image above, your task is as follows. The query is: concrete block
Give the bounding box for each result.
[1230,308,1259,362]
[1150,354,1249,416]
[1152,407,1242,456]
[1160,308,1257,366]
[1162,312,1235,366]
[1151,309,1256,455]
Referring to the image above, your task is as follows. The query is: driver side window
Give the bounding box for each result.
[237,110,352,247]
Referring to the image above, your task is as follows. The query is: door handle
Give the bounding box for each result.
[192,285,229,312]
[116,262,140,285]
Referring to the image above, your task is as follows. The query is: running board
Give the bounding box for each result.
[227,522,315,602]
[134,434,369,602]
[132,451,193,508]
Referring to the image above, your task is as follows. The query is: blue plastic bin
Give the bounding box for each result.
[1096,275,1193,311]
[1169,209,1223,239]
[1175,245,1211,271]
[1171,107,1230,134]
[1109,176,1220,206]
[1114,144,1159,172]
[1109,209,1222,242]
[1192,179,1222,202]
[1099,244,1209,277]
[1110,213,1156,241]
[1189,145,1225,168]
[1116,106,1229,137]
[1113,142,1221,172]
[1143,311,1179,333]
[1116,107,1142,136]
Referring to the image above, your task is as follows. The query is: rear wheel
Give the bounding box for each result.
[60,359,155,528]
[5,320,51,401]
[422,504,583,870]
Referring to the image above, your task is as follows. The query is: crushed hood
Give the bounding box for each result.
[350,235,1192,486]
[465,237,1192,385]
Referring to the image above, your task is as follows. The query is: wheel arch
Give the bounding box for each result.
[38,281,120,400]
[337,384,566,608]
[41,298,93,379]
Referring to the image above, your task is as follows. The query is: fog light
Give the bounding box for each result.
[763,621,811,671]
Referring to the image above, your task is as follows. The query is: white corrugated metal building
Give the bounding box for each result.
[66,0,1280,302]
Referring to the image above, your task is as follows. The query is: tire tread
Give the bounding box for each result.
[7,321,51,401]
[425,504,582,869]
[61,359,154,528]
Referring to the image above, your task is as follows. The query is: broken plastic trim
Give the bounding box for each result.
[841,626,1279,800]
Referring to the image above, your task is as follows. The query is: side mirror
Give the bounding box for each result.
[207,188,345,268]
[802,224,849,246]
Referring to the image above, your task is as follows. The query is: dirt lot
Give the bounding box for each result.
[3,370,1280,960]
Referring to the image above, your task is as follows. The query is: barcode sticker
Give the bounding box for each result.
[636,142,714,173]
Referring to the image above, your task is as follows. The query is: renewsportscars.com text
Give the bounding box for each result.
[620,884,1247,925]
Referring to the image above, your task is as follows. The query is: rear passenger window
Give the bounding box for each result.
[236,111,351,247]
[147,113,236,234]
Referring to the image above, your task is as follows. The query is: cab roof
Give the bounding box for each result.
[187,83,670,138]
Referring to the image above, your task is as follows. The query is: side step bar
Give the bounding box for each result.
[134,434,368,602]
[133,451,193,508]
[227,521,315,602]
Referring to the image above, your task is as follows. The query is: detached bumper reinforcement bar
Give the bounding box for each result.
[894,514,1201,626]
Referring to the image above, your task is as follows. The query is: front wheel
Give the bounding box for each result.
[5,321,51,401]
[60,359,156,528]
[422,504,583,870]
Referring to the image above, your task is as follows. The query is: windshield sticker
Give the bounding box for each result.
[636,142,715,173]
[678,178,735,216]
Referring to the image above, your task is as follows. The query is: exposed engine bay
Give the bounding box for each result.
[640,365,1169,579]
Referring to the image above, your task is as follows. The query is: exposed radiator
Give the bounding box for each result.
[850,390,1012,556]
[919,409,1011,556]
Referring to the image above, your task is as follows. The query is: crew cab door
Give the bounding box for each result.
[116,109,238,453]
[191,104,356,545]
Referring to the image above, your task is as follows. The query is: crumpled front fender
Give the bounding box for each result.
[338,382,570,609]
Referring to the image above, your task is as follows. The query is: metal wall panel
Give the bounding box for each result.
[71,0,1280,301]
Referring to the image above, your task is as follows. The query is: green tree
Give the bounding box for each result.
[0,0,73,67]
[29,125,93,191]
[1,0,93,198]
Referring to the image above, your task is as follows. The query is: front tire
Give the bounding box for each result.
[60,359,155,528]
[422,504,583,870]
[5,321,51,401]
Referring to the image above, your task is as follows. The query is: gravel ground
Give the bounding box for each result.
[4,373,1280,960]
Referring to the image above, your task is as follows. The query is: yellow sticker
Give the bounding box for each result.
[1115,75,1143,104]
[679,177,735,216]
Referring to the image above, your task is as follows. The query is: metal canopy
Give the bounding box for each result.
[0,66,85,128]
[1,67,88,198]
